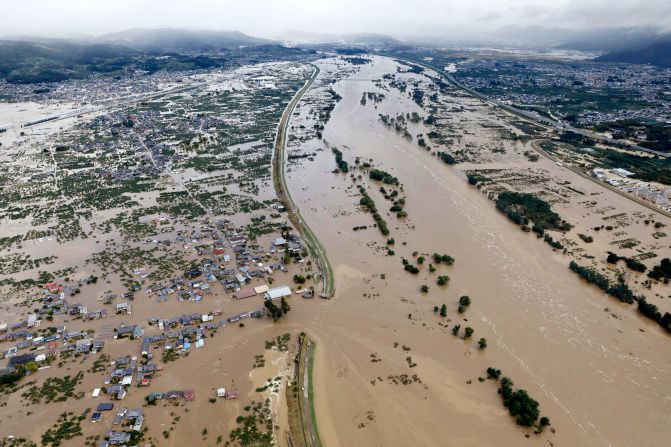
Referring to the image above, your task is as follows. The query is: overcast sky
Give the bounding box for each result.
[3,0,670,40]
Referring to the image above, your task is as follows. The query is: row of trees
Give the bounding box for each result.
[331,148,349,173]
[358,185,390,236]
[569,261,636,303]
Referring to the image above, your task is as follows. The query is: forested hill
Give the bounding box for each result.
[596,41,671,67]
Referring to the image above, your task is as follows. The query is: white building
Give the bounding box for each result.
[264,286,292,301]
[611,168,633,178]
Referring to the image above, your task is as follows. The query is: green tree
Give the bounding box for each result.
[452,324,460,336]
[264,300,283,320]
[464,327,474,339]
[280,297,291,315]
[420,285,429,293]
[486,367,501,380]
[440,304,447,318]
[478,338,487,349]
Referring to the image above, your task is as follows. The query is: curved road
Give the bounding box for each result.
[272,64,335,298]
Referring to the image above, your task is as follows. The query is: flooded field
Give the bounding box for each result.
[285,56,671,446]
[0,61,320,446]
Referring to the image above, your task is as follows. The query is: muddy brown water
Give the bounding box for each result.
[284,56,671,447]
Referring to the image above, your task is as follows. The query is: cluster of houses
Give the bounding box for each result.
[592,168,671,211]
[92,405,145,446]
[0,220,312,444]
[0,314,106,375]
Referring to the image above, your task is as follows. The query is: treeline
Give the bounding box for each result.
[358,185,390,236]
[606,252,646,272]
[568,261,635,303]
[369,168,399,185]
[436,151,457,165]
[637,298,671,334]
[496,192,571,232]
[570,261,671,334]
[331,148,349,173]
[649,258,671,282]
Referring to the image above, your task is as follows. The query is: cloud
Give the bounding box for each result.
[2,0,668,40]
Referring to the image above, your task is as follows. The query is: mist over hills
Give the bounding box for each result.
[0,29,313,84]
[596,41,671,67]
[2,25,671,85]
[96,28,271,52]
[277,30,401,45]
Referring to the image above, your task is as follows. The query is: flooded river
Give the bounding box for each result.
[285,56,671,447]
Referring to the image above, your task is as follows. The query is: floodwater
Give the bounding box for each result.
[285,57,671,446]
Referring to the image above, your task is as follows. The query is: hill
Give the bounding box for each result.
[0,40,138,83]
[97,28,271,53]
[596,41,671,67]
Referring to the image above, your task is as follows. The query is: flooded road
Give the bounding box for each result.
[285,57,671,446]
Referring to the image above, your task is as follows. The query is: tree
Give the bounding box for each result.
[486,367,501,380]
[498,377,541,427]
[280,297,291,315]
[478,338,487,349]
[433,306,439,313]
[436,275,449,286]
[417,256,425,265]
[264,300,283,320]
[293,274,306,284]
[464,327,474,339]
[452,324,460,336]
[606,252,620,264]
[420,285,429,293]
[440,304,447,318]
[539,417,550,427]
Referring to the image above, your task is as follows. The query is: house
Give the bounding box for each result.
[272,237,287,247]
[229,235,246,246]
[97,403,114,411]
[91,412,103,422]
[217,388,226,397]
[26,314,40,328]
[106,431,131,445]
[612,168,633,178]
[233,288,256,300]
[114,325,136,339]
[264,286,292,301]
[8,353,35,367]
[115,302,131,315]
[254,285,270,294]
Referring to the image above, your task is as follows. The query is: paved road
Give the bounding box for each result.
[302,343,316,447]
[272,64,335,298]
